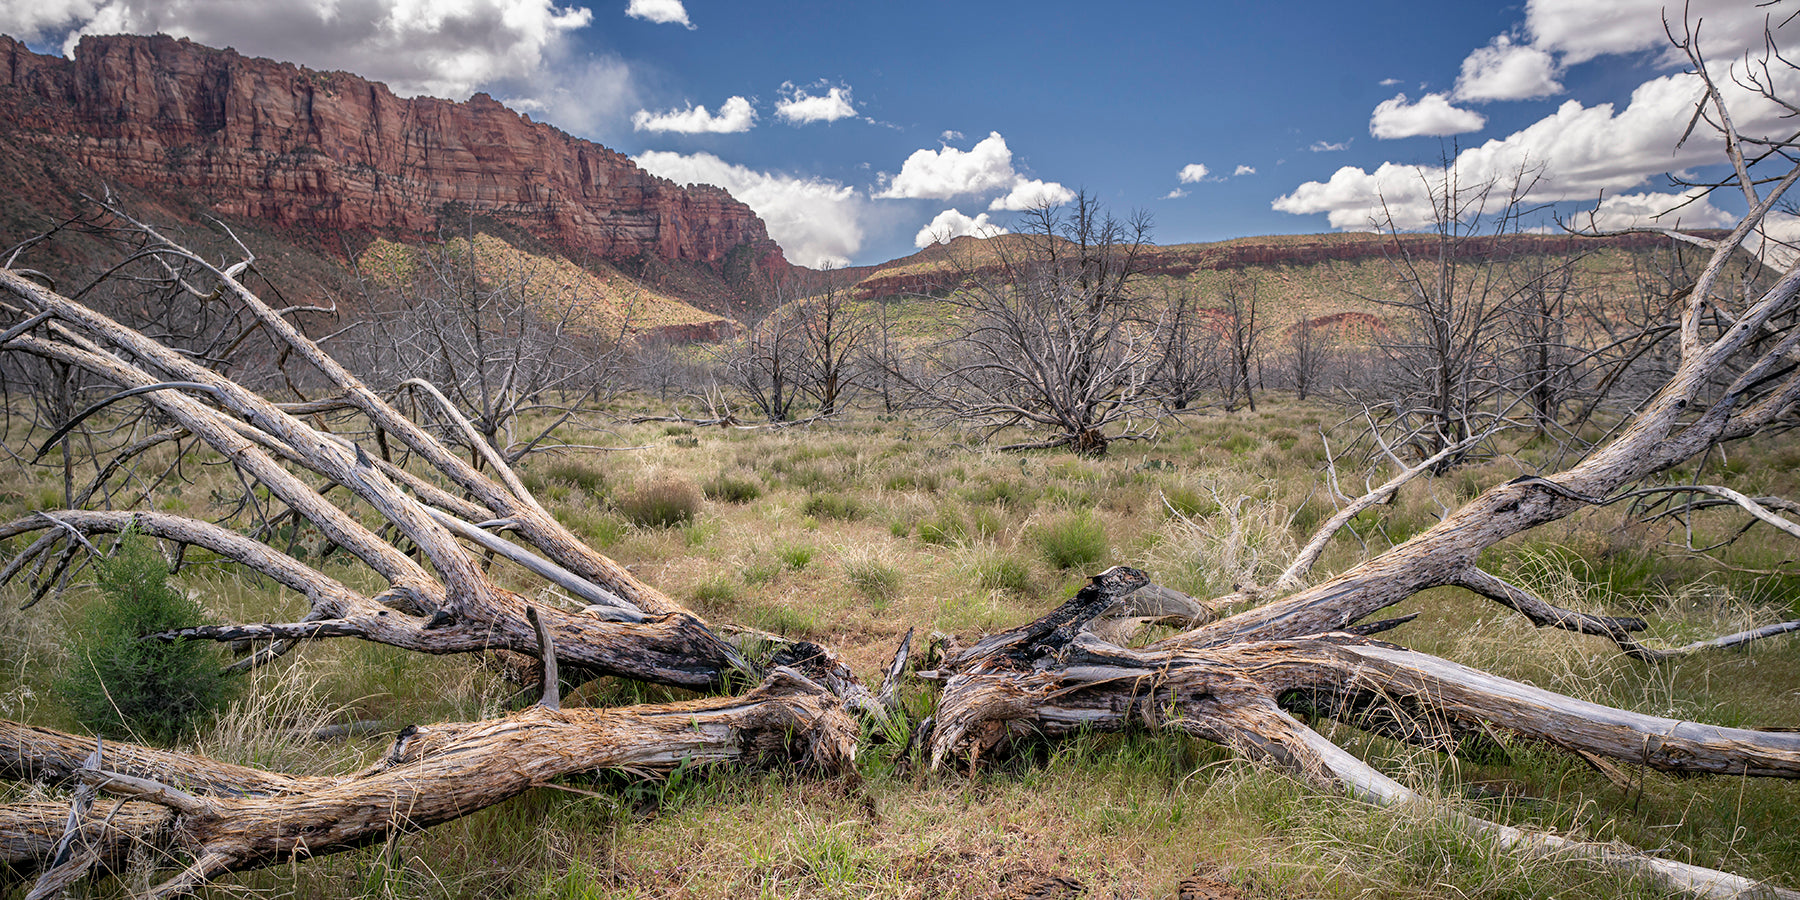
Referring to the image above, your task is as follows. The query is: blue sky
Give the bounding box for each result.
[7,1,1795,267]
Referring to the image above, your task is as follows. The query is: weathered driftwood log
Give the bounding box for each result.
[0,669,856,897]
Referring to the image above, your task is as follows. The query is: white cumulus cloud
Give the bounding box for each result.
[877,132,1019,199]
[0,0,101,41]
[1275,61,1800,231]
[1524,0,1773,66]
[499,52,636,139]
[1164,188,1190,200]
[624,0,692,28]
[774,83,857,125]
[1453,34,1563,102]
[988,178,1075,211]
[915,209,1007,248]
[634,151,863,268]
[1577,190,1800,268]
[1310,140,1351,152]
[1178,163,1209,184]
[631,96,757,133]
[1234,165,1256,176]
[18,0,595,101]
[876,131,1071,214]
[1370,92,1486,138]
[1574,190,1734,231]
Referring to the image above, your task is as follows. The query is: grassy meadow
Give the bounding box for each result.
[3,397,1799,899]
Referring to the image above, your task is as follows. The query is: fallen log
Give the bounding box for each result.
[0,668,856,897]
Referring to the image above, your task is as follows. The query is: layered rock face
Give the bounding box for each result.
[0,34,787,276]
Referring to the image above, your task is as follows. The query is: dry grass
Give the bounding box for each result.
[3,397,1800,898]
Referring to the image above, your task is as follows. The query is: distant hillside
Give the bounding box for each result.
[0,33,789,311]
[357,234,738,344]
[851,230,1732,337]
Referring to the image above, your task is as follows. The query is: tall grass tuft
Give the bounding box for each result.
[618,477,702,527]
[803,493,864,521]
[975,552,1035,596]
[1032,511,1109,571]
[703,472,763,504]
[843,555,902,603]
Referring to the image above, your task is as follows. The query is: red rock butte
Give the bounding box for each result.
[0,33,790,282]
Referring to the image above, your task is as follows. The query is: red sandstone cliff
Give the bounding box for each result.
[0,33,789,281]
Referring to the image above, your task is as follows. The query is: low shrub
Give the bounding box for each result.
[55,532,235,744]
[528,457,607,498]
[617,478,701,528]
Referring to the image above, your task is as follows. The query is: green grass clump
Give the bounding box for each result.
[747,603,822,637]
[1161,485,1217,519]
[844,557,902,603]
[917,510,967,546]
[975,553,1034,595]
[1033,511,1109,571]
[802,494,864,521]
[617,477,702,527]
[527,457,607,498]
[55,532,235,744]
[777,544,816,570]
[554,507,625,548]
[691,575,741,605]
[703,472,763,503]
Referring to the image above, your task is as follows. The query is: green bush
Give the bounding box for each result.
[702,472,763,504]
[617,478,702,528]
[1032,512,1109,571]
[55,533,234,744]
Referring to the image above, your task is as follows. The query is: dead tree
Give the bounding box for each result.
[792,269,872,418]
[1282,313,1336,402]
[1149,285,1224,412]
[5,19,1800,900]
[1351,162,1542,470]
[1217,271,1267,412]
[0,201,893,896]
[910,194,1163,456]
[346,226,630,464]
[0,670,856,897]
[917,25,1800,900]
[715,301,806,423]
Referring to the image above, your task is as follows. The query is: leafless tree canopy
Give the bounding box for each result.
[342,225,630,463]
[908,193,1164,455]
